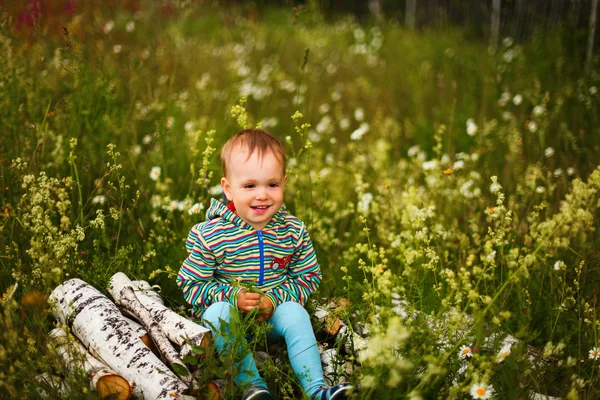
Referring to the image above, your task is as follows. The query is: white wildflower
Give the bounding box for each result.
[498,92,511,107]
[350,123,369,141]
[339,118,351,131]
[490,182,502,193]
[188,203,205,215]
[458,345,473,359]
[92,195,106,205]
[553,168,563,177]
[422,160,438,171]
[544,147,555,157]
[589,347,599,360]
[536,186,546,194]
[357,193,374,214]
[590,86,598,95]
[103,20,114,34]
[502,36,514,47]
[142,134,152,144]
[553,260,566,271]
[533,105,544,116]
[567,167,575,176]
[125,21,135,32]
[496,343,512,363]
[466,118,478,136]
[513,94,523,105]
[528,121,538,132]
[453,160,464,170]
[113,44,122,54]
[151,195,161,209]
[319,103,330,114]
[469,382,494,399]
[354,107,365,121]
[149,166,161,181]
[408,145,420,157]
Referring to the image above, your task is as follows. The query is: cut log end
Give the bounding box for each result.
[96,374,132,400]
[205,380,225,400]
[199,333,213,359]
[325,315,342,336]
[140,333,161,358]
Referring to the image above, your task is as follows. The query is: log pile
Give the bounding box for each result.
[46,273,212,400]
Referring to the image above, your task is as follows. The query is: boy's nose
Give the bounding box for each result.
[255,188,267,200]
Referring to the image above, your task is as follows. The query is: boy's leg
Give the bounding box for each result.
[202,302,266,390]
[268,301,325,396]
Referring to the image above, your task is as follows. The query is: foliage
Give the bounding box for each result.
[1,1,599,399]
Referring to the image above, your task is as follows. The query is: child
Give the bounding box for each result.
[177,129,353,400]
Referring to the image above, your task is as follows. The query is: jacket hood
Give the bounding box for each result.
[205,198,287,230]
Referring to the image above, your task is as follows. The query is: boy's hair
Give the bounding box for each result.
[221,128,286,177]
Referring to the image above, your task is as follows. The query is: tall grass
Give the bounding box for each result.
[1,1,599,399]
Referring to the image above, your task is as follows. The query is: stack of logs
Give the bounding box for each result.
[44,272,213,400]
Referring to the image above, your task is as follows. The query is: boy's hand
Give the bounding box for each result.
[237,289,262,312]
[256,296,274,322]
[237,290,274,321]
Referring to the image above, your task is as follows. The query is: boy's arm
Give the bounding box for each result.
[177,224,242,310]
[263,224,322,308]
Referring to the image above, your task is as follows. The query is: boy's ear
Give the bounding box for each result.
[220,177,233,201]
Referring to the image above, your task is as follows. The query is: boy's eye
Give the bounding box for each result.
[244,184,255,189]
[269,183,279,188]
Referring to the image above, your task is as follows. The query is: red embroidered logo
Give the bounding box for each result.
[270,255,292,271]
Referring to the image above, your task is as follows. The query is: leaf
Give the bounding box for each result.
[172,363,190,377]
[192,345,205,355]
[182,354,198,365]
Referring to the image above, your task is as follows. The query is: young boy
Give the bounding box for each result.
[177,129,353,400]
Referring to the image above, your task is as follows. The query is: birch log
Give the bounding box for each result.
[49,327,131,400]
[49,278,190,400]
[107,273,192,384]
[109,273,211,358]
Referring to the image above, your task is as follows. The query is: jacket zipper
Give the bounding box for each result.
[257,230,265,285]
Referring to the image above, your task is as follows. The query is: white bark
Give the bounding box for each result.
[107,273,192,384]
[49,278,189,400]
[110,274,211,357]
[491,0,501,48]
[406,0,416,30]
[587,0,598,74]
[319,346,351,386]
[49,327,131,399]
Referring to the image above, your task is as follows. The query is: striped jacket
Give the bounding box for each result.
[177,198,322,316]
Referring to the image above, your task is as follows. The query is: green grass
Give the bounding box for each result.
[1,1,600,399]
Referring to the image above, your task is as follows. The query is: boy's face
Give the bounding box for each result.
[221,145,286,231]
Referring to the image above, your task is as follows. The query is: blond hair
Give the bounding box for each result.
[221,128,286,177]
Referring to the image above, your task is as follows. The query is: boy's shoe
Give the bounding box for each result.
[242,385,273,400]
[310,384,354,400]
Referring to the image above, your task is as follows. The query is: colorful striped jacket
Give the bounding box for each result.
[177,198,322,316]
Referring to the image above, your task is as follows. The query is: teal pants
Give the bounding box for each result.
[202,301,325,396]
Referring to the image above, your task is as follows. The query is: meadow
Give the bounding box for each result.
[1,1,600,399]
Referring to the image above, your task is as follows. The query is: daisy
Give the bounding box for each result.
[589,347,599,360]
[458,345,473,359]
[512,94,523,106]
[150,195,161,209]
[149,166,161,181]
[470,382,494,399]
[466,119,478,136]
[496,343,512,362]
[553,260,566,271]
[527,121,537,132]
[544,147,555,157]
[533,105,544,116]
